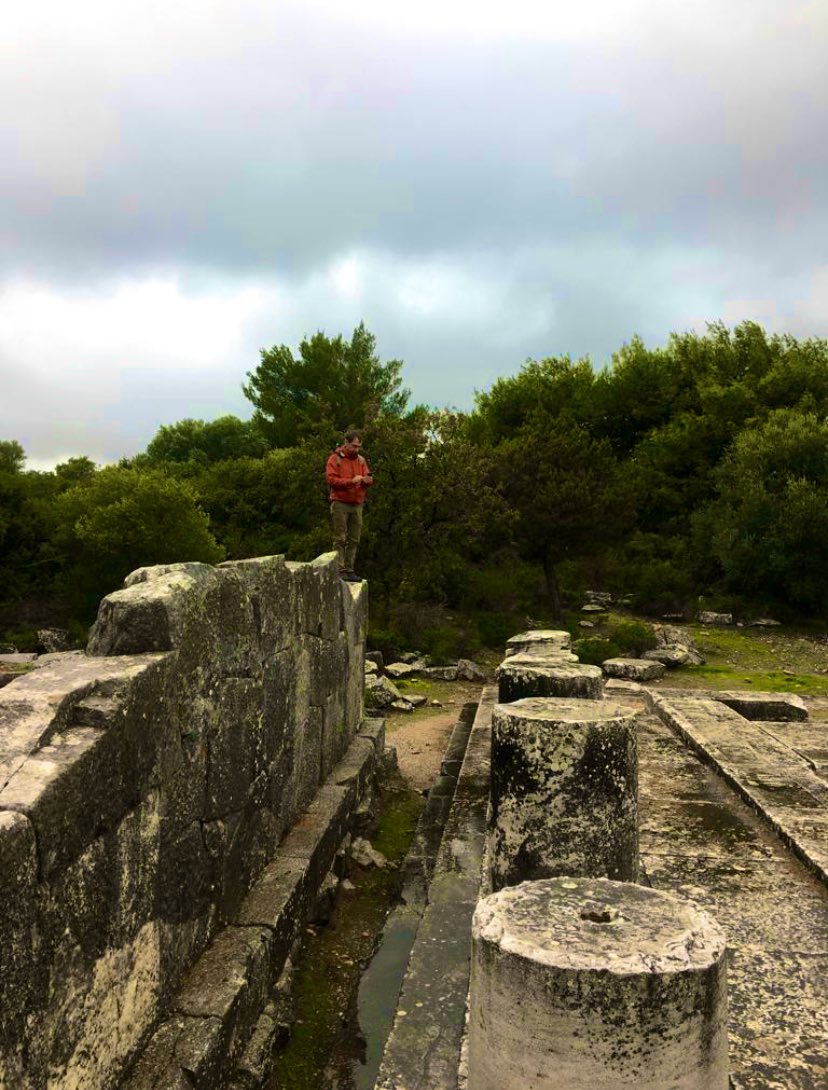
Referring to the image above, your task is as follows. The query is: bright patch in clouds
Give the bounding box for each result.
[0,279,271,368]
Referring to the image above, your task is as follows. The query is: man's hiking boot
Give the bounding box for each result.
[340,569,362,582]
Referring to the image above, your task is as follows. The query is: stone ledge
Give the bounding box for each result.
[375,688,495,1090]
[121,722,381,1090]
[648,691,828,887]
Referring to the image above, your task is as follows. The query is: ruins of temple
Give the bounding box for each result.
[1,557,825,1089]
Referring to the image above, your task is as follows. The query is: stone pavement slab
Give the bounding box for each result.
[649,692,828,883]
[638,712,828,1090]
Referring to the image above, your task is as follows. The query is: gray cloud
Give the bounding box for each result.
[2,0,827,463]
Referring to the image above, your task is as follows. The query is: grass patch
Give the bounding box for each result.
[269,772,423,1090]
[677,663,828,696]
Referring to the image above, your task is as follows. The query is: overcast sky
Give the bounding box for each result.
[3,0,826,466]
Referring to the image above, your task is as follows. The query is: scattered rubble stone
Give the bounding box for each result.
[350,837,389,869]
[584,590,613,607]
[748,618,781,627]
[365,650,384,669]
[423,666,459,681]
[36,627,72,653]
[455,658,486,681]
[698,611,733,625]
[578,620,595,628]
[580,604,607,614]
[385,662,416,679]
[364,660,379,675]
[642,647,691,667]
[398,651,422,664]
[601,658,666,681]
[364,674,403,708]
[389,699,414,713]
[407,694,428,708]
[652,624,705,665]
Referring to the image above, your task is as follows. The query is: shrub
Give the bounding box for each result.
[573,637,620,665]
[609,620,657,656]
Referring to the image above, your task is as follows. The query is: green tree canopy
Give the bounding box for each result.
[0,440,26,474]
[55,466,225,615]
[144,415,268,466]
[697,409,828,613]
[243,323,409,448]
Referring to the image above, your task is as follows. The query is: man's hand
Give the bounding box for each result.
[352,475,364,484]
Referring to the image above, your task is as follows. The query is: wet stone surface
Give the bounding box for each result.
[638,712,828,1089]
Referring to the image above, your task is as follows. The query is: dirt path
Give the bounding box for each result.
[386,712,458,791]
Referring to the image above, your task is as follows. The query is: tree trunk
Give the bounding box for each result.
[542,553,563,623]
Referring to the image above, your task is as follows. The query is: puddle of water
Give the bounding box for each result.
[351,916,420,1089]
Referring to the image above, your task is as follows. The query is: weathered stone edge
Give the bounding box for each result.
[374,687,495,1090]
[121,719,384,1090]
[646,691,828,888]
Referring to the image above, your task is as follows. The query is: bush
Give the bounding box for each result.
[573,637,620,665]
[609,620,657,656]
[476,611,522,650]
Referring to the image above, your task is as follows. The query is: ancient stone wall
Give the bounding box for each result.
[0,553,366,1090]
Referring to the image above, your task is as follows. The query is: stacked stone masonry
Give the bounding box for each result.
[0,553,367,1090]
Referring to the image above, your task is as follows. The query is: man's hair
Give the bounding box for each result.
[344,429,362,442]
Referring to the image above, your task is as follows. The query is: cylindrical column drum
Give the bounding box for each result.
[469,878,729,1090]
[497,656,603,702]
[505,629,572,657]
[490,697,638,889]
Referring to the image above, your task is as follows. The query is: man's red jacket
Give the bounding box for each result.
[326,446,374,505]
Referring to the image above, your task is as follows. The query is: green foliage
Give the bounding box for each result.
[5,320,828,638]
[0,440,26,474]
[697,409,828,613]
[144,415,268,466]
[243,323,409,448]
[55,466,224,616]
[609,620,657,655]
[573,636,620,665]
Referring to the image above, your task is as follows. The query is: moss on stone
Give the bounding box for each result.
[269,772,423,1090]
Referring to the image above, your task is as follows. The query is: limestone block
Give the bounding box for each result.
[490,697,639,889]
[357,718,386,753]
[261,650,298,760]
[698,611,733,626]
[456,658,487,681]
[643,647,691,667]
[122,1012,227,1090]
[497,656,604,702]
[89,564,258,679]
[469,878,729,1090]
[321,687,349,780]
[385,662,416,678]
[290,706,324,820]
[205,678,267,820]
[602,657,667,681]
[505,629,572,657]
[365,674,403,709]
[174,925,274,1070]
[423,665,460,681]
[220,555,295,658]
[0,812,38,1055]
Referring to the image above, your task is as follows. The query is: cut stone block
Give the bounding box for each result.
[602,657,666,681]
[497,657,603,702]
[469,877,729,1090]
[385,662,416,679]
[504,630,571,657]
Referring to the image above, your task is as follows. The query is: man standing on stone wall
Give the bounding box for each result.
[326,429,374,581]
